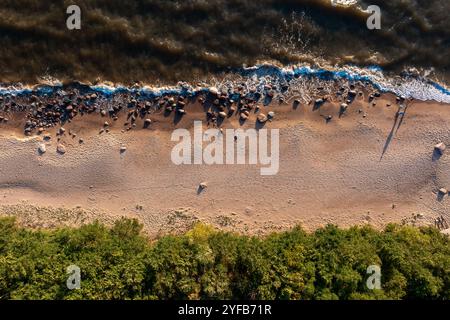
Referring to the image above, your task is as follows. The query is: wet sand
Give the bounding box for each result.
[0,94,449,236]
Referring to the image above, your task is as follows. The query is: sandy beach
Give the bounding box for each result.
[0,89,449,237]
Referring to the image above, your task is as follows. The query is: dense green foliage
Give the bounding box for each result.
[0,217,449,300]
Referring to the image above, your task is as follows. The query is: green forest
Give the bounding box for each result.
[0,217,449,300]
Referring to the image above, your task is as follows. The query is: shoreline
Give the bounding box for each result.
[1,64,450,103]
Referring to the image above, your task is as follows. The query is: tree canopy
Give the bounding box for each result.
[0,217,448,300]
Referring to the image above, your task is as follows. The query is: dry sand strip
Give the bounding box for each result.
[0,94,449,236]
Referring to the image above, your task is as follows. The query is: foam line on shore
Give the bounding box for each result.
[0,64,449,103]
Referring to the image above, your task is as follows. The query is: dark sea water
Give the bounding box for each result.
[0,0,449,85]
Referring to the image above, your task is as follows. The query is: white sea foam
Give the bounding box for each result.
[0,64,449,103]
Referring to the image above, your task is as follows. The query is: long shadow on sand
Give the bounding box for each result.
[381,105,408,160]
[432,149,443,162]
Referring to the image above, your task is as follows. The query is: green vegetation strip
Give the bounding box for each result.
[0,217,449,300]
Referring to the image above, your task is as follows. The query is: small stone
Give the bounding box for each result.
[268,111,275,119]
[56,144,66,154]
[100,110,107,116]
[79,138,84,144]
[38,144,46,154]
[120,146,127,153]
[104,121,109,127]
[218,111,227,118]
[59,127,66,135]
[439,188,448,195]
[257,113,267,123]
[199,182,208,189]
[435,142,446,154]
[240,113,248,121]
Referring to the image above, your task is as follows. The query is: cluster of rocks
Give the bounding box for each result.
[0,89,159,136]
[22,93,106,135]
[0,80,404,136]
[201,86,277,126]
[0,84,264,135]
[315,83,407,122]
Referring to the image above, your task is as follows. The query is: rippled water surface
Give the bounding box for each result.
[0,0,449,85]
